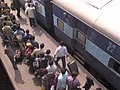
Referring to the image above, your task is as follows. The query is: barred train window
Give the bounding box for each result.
[76,30,86,45]
[108,58,120,75]
[57,18,64,31]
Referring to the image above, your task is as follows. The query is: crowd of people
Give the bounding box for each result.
[0,0,102,90]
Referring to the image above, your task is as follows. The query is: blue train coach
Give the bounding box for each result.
[52,0,120,90]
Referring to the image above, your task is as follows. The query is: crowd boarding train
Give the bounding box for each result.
[19,0,120,89]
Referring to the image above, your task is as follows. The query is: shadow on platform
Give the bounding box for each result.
[15,69,24,84]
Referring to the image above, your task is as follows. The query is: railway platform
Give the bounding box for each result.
[0,0,108,90]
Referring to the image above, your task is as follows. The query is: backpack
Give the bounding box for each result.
[40,57,48,68]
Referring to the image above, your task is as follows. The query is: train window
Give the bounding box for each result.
[76,30,86,45]
[108,58,120,75]
[57,18,64,31]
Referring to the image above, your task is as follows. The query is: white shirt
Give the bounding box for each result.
[54,45,68,57]
[25,2,33,9]
[56,71,69,90]
[33,57,39,67]
[46,64,57,73]
[25,6,35,18]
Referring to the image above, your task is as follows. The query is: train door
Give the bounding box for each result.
[74,28,86,60]
[73,20,88,61]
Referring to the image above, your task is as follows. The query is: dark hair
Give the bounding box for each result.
[28,3,30,7]
[32,35,35,40]
[61,67,66,74]
[1,0,5,2]
[16,23,20,29]
[49,60,53,66]
[26,29,29,34]
[4,16,8,20]
[40,43,45,49]
[86,76,91,81]
[46,49,51,54]
[60,41,64,46]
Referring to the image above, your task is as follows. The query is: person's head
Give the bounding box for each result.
[28,3,30,7]
[26,29,29,34]
[12,20,16,24]
[60,40,64,46]
[16,23,20,29]
[40,43,45,49]
[86,76,91,81]
[49,60,53,66]
[31,35,35,41]
[4,16,8,21]
[46,49,51,55]
[61,67,66,74]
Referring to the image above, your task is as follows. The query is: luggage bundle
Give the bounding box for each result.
[67,60,79,74]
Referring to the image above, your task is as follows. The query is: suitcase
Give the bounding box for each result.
[67,61,79,74]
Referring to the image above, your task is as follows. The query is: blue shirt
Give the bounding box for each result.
[56,71,69,90]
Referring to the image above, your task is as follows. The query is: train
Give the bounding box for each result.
[19,0,120,90]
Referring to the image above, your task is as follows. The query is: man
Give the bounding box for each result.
[31,36,39,48]
[54,41,68,68]
[44,49,54,62]
[31,43,45,58]
[67,72,81,90]
[14,24,25,39]
[25,3,35,27]
[82,76,94,90]
[14,23,25,52]
[46,60,57,74]
[4,44,18,70]
[12,0,21,18]
[23,29,33,44]
[56,67,68,90]
[2,22,13,45]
